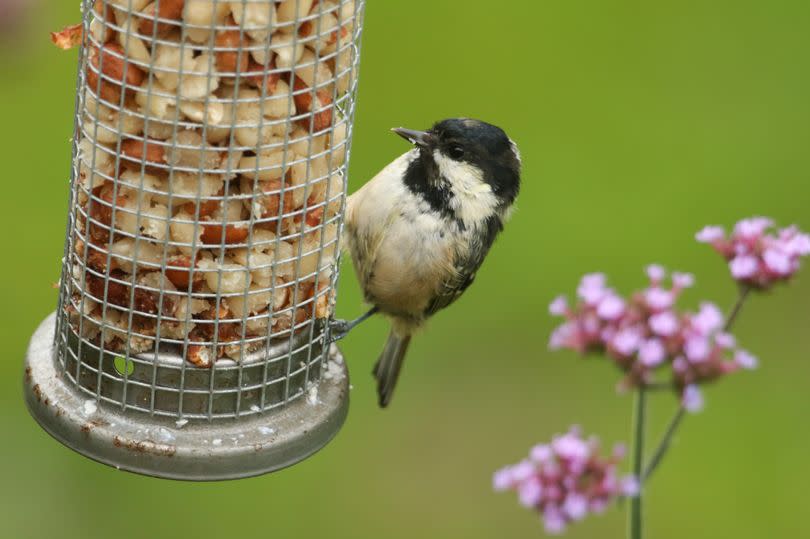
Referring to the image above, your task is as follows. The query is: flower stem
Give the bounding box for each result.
[639,286,752,483]
[641,406,685,481]
[628,387,646,539]
[724,285,751,331]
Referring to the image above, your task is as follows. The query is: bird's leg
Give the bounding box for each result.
[329,306,380,342]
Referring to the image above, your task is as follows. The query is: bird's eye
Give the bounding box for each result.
[447,144,465,159]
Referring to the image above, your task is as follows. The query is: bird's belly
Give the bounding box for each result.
[364,218,455,318]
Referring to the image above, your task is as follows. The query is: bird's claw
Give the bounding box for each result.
[327,319,353,343]
[326,307,379,343]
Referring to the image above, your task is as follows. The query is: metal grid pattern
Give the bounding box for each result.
[54,0,365,420]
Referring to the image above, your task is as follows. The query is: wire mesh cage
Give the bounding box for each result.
[24,0,365,480]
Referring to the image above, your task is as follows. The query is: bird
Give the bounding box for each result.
[334,118,521,408]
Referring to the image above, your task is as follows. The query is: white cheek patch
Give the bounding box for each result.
[433,151,499,227]
[509,138,521,165]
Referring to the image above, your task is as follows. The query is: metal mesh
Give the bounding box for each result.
[54,0,364,420]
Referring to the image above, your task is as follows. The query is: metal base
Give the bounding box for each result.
[23,313,350,481]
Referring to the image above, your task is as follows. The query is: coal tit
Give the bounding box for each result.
[340,118,521,407]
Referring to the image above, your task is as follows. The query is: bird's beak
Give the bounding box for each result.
[391,127,435,148]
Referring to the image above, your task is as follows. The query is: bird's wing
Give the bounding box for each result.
[423,269,478,316]
[423,214,504,317]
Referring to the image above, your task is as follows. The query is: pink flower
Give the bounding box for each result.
[549,296,569,316]
[620,476,640,497]
[763,249,792,275]
[735,350,759,370]
[782,228,810,256]
[549,322,578,351]
[639,339,666,367]
[551,428,590,462]
[672,272,695,289]
[493,467,514,491]
[644,287,674,310]
[649,311,679,337]
[531,444,553,463]
[730,255,759,279]
[611,327,642,356]
[696,226,725,243]
[562,493,588,521]
[715,333,736,349]
[690,303,724,335]
[549,269,756,410]
[682,385,704,413]
[512,460,536,481]
[519,477,544,508]
[597,294,626,320]
[577,273,607,305]
[543,506,567,535]
[684,337,710,363]
[494,427,636,534]
[734,217,773,238]
[646,264,666,283]
[699,218,810,288]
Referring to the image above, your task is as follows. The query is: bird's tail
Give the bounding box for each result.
[373,329,412,408]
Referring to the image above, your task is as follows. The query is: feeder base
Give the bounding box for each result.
[23,313,350,481]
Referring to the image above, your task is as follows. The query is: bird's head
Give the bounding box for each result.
[392,118,521,208]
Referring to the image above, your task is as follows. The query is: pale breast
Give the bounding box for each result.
[364,206,457,318]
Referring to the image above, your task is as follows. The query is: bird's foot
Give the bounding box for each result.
[328,318,354,343]
[327,307,380,343]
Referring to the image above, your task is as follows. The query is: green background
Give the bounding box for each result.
[2,1,809,537]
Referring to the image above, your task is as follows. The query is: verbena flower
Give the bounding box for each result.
[548,267,756,410]
[493,426,637,535]
[696,218,810,289]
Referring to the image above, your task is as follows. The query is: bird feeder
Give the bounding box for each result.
[23,0,364,480]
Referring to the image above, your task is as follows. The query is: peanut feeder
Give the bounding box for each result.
[24,0,365,480]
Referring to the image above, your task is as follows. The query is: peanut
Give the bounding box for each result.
[215,27,250,75]
[239,150,287,182]
[201,222,249,245]
[182,187,223,217]
[197,259,252,294]
[292,76,333,132]
[121,138,168,167]
[229,0,276,42]
[276,0,315,33]
[245,59,280,94]
[186,341,213,368]
[164,254,203,289]
[91,0,117,43]
[88,43,145,97]
[138,0,185,37]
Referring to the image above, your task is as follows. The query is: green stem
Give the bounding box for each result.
[723,285,751,332]
[638,285,752,483]
[641,406,685,481]
[628,387,646,539]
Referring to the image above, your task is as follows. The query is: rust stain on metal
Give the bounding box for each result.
[113,435,176,457]
[24,367,32,384]
[32,384,42,402]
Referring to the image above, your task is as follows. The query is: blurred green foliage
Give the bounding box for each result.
[2,1,809,538]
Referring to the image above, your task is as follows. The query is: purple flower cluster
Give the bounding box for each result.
[493,427,637,535]
[498,217,807,535]
[697,217,810,289]
[548,267,756,411]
